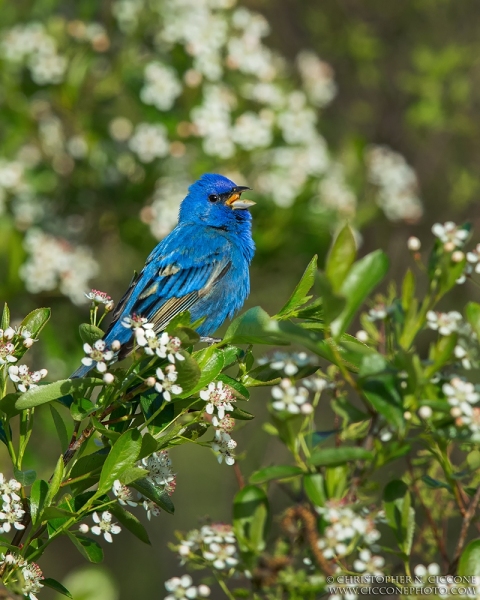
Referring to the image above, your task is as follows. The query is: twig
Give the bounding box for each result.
[451,485,480,570]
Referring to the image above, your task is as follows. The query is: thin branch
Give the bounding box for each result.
[451,485,480,570]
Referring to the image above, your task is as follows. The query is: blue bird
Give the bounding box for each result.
[72,173,255,377]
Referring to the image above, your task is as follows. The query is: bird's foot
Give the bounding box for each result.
[200,336,222,345]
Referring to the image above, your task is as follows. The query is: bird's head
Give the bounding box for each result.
[179,173,255,228]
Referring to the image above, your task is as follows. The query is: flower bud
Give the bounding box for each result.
[451,250,464,263]
[444,241,455,252]
[407,236,421,251]
[78,524,89,534]
[111,340,121,351]
[103,373,114,384]
[418,406,432,419]
[146,377,156,387]
[23,338,34,348]
[4,327,14,340]
[355,330,369,343]
[39,369,48,379]
[450,407,462,418]
[105,300,115,312]
[403,411,412,420]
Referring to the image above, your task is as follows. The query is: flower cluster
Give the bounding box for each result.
[366,145,423,223]
[443,377,480,438]
[316,501,382,560]
[426,310,462,336]
[164,575,210,600]
[199,381,238,465]
[0,327,18,366]
[85,289,115,310]
[200,381,235,419]
[8,365,48,393]
[258,351,315,376]
[0,553,44,600]
[432,222,469,251]
[176,523,239,572]
[148,365,183,401]
[0,474,25,534]
[81,339,115,373]
[138,329,185,363]
[140,450,177,518]
[20,229,99,305]
[80,511,122,543]
[270,378,313,415]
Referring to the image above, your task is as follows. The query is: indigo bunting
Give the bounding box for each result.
[72,173,255,377]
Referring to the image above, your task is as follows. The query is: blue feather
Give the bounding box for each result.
[71,173,255,378]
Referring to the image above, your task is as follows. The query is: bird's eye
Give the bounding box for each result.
[208,194,219,203]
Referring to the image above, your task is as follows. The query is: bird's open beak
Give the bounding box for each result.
[225,186,256,210]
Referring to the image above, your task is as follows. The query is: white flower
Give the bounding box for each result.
[129,123,169,163]
[112,480,138,507]
[203,539,239,570]
[141,451,176,488]
[259,351,314,376]
[0,340,17,365]
[144,176,189,240]
[426,311,462,336]
[164,575,210,600]
[297,51,337,108]
[443,377,479,417]
[414,563,441,578]
[0,474,21,503]
[21,561,44,600]
[211,430,237,466]
[90,511,121,543]
[200,381,235,419]
[154,365,183,401]
[231,111,273,150]
[143,499,162,521]
[81,339,114,373]
[138,330,185,362]
[0,498,25,533]
[29,49,68,85]
[432,222,468,249]
[85,289,114,309]
[271,378,312,414]
[353,549,385,576]
[140,62,182,111]
[366,145,423,223]
[367,304,388,321]
[8,365,47,393]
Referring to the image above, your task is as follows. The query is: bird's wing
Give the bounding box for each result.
[106,227,231,340]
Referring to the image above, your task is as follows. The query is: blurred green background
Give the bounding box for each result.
[1,0,479,597]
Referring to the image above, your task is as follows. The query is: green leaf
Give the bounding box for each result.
[79,324,104,346]
[67,532,104,563]
[46,456,64,507]
[70,451,108,480]
[98,429,143,494]
[249,465,303,485]
[13,468,36,486]
[1,303,10,330]
[138,432,158,460]
[307,447,373,467]
[174,351,201,395]
[466,302,480,340]
[361,378,404,430]
[330,250,389,337]
[42,578,73,598]
[425,333,457,378]
[0,393,21,418]
[420,475,451,491]
[383,480,415,556]
[224,307,288,345]
[30,479,49,526]
[303,473,326,507]
[217,374,250,400]
[131,478,175,514]
[401,269,416,312]
[50,405,70,453]
[276,255,317,318]
[233,485,270,554]
[70,397,97,422]
[315,272,346,325]
[20,307,51,338]
[120,467,148,485]
[188,347,225,394]
[458,539,480,577]
[230,406,255,421]
[15,378,102,410]
[109,504,151,545]
[168,325,200,346]
[326,225,357,292]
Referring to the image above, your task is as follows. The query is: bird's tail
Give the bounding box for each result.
[70,362,94,379]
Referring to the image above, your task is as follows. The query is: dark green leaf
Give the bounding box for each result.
[224,307,288,345]
[361,378,404,430]
[20,307,51,338]
[326,225,357,292]
[315,272,346,325]
[70,397,97,421]
[458,539,480,577]
[174,351,201,396]
[0,393,20,418]
[308,447,373,467]
[189,347,225,394]
[50,405,70,453]
[131,478,175,514]
[168,325,200,346]
[67,532,104,563]
[217,374,250,400]
[230,406,254,421]
[383,480,415,556]
[330,250,389,337]
[42,578,73,598]
[30,479,49,526]
[276,256,317,319]
[15,378,102,410]
[250,465,303,485]
[13,468,36,486]
[79,324,104,346]
[421,475,451,491]
[138,432,158,460]
[98,429,143,494]
[46,455,64,507]
[109,504,150,545]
